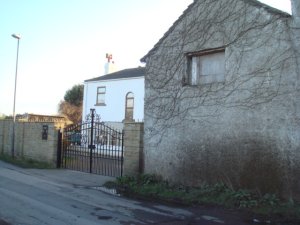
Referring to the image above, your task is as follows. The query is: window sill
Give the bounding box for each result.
[94,103,106,106]
[182,81,225,87]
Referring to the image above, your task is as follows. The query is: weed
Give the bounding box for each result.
[233,189,258,208]
[260,193,280,207]
[0,153,54,169]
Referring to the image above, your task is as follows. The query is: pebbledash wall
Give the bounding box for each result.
[0,120,59,166]
[141,0,300,200]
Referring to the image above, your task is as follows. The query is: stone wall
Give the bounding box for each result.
[123,122,144,176]
[0,120,59,166]
[0,119,145,174]
[143,0,300,200]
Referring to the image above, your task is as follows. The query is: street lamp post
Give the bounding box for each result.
[11,33,21,158]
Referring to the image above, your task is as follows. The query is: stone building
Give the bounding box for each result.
[141,0,300,199]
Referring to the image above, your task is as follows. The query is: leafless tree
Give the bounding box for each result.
[58,100,82,124]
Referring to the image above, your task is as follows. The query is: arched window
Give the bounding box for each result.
[125,92,134,121]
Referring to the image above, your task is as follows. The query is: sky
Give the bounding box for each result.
[0,0,292,116]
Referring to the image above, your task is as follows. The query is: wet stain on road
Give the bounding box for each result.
[91,212,112,220]
[201,215,225,224]
[94,207,103,211]
[132,208,185,224]
[97,215,113,220]
[0,219,11,225]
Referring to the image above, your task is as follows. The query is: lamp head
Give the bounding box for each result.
[12,34,21,39]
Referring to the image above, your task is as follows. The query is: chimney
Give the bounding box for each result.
[292,0,300,20]
[104,53,117,75]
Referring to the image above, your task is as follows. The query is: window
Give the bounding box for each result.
[96,86,106,105]
[187,48,225,85]
[125,92,134,121]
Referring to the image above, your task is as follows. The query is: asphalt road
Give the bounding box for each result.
[0,160,252,225]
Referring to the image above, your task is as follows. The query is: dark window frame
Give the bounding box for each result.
[95,86,106,106]
[125,92,134,121]
[185,47,225,86]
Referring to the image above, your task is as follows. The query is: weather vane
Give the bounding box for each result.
[106,53,113,63]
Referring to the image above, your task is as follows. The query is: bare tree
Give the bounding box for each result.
[58,100,82,124]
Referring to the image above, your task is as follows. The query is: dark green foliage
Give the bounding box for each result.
[58,84,83,123]
[64,84,83,106]
[233,189,258,208]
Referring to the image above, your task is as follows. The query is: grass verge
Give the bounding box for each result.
[104,174,300,222]
[0,153,55,169]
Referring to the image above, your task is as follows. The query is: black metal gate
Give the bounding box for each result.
[60,109,124,177]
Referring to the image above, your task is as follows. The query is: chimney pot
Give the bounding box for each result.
[292,0,300,18]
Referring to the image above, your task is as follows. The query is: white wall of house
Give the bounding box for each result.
[83,77,144,123]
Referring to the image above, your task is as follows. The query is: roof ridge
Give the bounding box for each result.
[244,0,290,16]
[85,67,145,82]
[140,0,290,62]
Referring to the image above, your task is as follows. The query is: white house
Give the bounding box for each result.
[82,67,145,129]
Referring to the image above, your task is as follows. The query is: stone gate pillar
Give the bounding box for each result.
[123,122,144,176]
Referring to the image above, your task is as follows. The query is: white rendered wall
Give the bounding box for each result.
[83,77,144,122]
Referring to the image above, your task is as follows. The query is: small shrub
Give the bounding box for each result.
[211,183,229,194]
[103,181,117,189]
[116,175,136,185]
[137,174,163,185]
[260,193,279,207]
[233,189,258,208]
